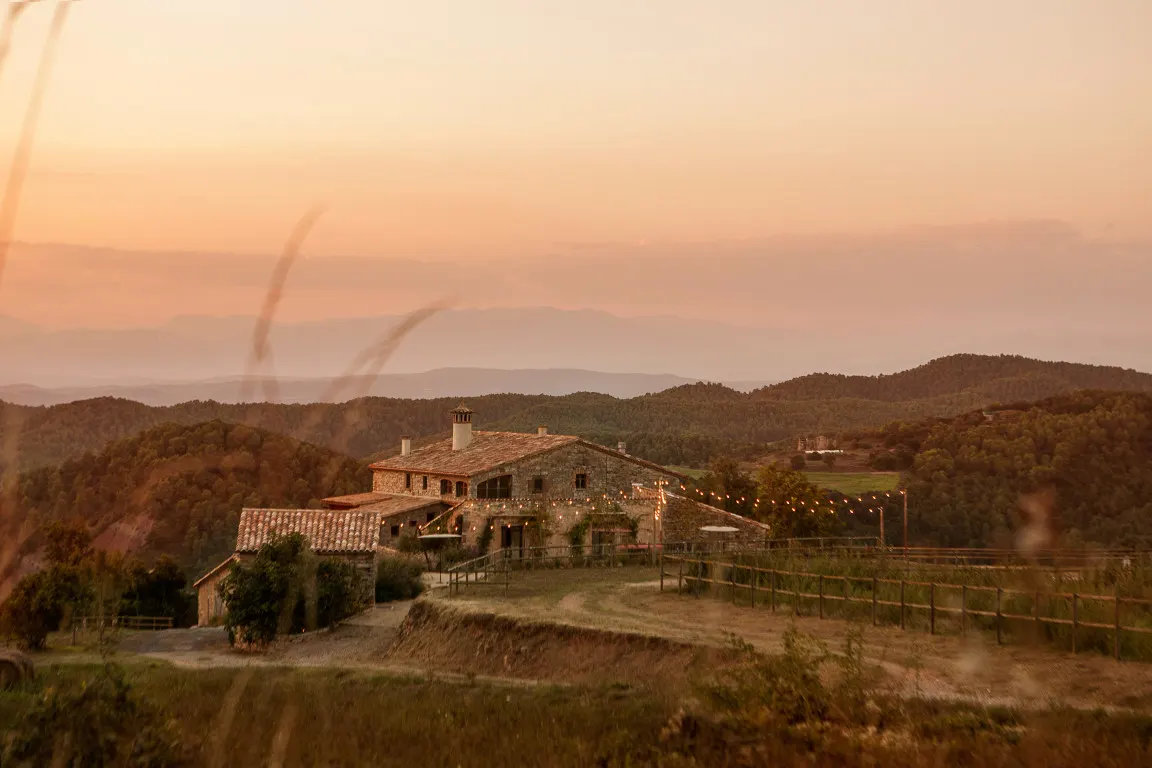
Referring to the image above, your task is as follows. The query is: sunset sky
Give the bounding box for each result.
[1,1,1148,258]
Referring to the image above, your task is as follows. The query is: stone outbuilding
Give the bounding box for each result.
[193,507,383,626]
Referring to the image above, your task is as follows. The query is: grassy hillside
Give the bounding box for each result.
[2,421,369,584]
[3,354,1151,476]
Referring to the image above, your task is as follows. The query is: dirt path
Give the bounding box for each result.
[439,567,1152,712]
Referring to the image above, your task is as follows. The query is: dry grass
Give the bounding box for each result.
[0,0,71,290]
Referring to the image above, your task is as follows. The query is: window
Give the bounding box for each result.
[408,520,417,528]
[533,476,544,494]
[575,473,588,490]
[455,481,467,498]
[477,475,512,499]
[422,475,428,490]
[405,472,412,489]
[426,511,436,522]
[390,525,400,537]
[440,479,451,495]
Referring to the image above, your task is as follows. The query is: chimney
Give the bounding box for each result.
[617,441,627,454]
[400,436,412,456]
[451,405,474,451]
[537,425,548,436]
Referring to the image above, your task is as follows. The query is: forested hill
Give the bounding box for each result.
[1,421,369,586]
[754,354,1152,403]
[896,391,1152,549]
[2,354,1151,474]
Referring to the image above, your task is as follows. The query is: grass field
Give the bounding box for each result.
[805,471,901,494]
[8,648,1152,766]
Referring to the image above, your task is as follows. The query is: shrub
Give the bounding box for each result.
[3,664,185,767]
[120,556,194,627]
[871,453,898,471]
[789,454,807,470]
[702,627,831,725]
[477,517,494,554]
[396,535,422,554]
[375,557,425,603]
[309,559,362,629]
[218,533,365,647]
[0,567,90,651]
[822,453,837,468]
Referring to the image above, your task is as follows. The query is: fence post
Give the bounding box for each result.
[1071,593,1078,654]
[818,575,824,619]
[996,587,1003,645]
[1114,586,1121,661]
[770,569,776,613]
[871,576,877,626]
[677,557,684,594]
[961,585,967,636]
[1034,590,1041,645]
[930,583,936,635]
[750,566,757,608]
[659,550,664,592]
[731,563,738,604]
[900,580,905,630]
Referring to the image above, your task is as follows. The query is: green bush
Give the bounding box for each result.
[375,557,425,603]
[0,567,90,651]
[789,454,807,470]
[120,556,194,627]
[218,533,365,647]
[3,664,185,767]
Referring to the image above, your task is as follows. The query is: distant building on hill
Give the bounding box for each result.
[194,405,771,625]
[797,435,836,452]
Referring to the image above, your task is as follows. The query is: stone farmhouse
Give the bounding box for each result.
[194,405,770,625]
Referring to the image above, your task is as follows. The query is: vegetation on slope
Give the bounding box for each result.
[3,354,1151,474]
[903,390,1152,549]
[687,391,1152,549]
[4,420,369,581]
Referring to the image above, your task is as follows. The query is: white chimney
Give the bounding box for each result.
[537,425,548,436]
[617,441,627,454]
[451,405,474,451]
[400,436,412,456]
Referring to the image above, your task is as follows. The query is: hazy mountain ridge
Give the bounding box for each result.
[0,368,740,407]
[753,354,1152,402]
[3,354,1150,477]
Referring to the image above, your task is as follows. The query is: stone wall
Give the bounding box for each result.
[373,470,466,500]
[659,493,772,545]
[449,497,663,552]
[372,442,676,503]
[467,443,674,501]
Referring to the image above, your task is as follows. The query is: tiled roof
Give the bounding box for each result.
[236,509,380,554]
[368,431,686,480]
[356,496,450,520]
[322,492,393,509]
[368,431,580,476]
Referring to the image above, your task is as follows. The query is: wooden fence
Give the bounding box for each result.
[662,555,1152,661]
[75,615,174,632]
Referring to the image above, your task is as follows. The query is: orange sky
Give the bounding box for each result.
[0,1,1146,262]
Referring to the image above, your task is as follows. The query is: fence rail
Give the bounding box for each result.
[662,555,1152,661]
[74,615,174,631]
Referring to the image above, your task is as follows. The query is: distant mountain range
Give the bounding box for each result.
[0,368,775,407]
[3,353,1150,477]
[0,308,808,388]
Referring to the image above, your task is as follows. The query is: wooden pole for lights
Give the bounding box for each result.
[902,489,908,560]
